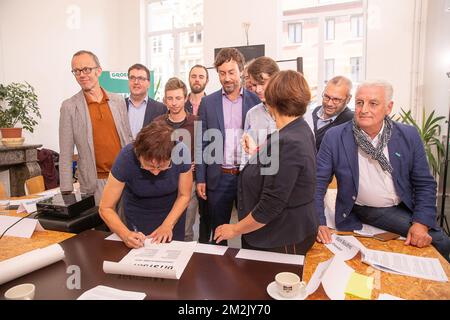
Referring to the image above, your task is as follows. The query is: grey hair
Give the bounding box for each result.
[326,75,353,91]
[72,50,101,67]
[356,80,394,104]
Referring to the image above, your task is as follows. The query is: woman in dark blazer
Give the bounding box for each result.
[214,70,318,255]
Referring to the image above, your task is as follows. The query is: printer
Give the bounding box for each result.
[36,193,95,218]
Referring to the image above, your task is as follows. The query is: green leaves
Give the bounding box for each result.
[395,108,445,177]
[0,82,41,133]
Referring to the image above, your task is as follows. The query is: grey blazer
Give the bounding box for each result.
[59,90,133,194]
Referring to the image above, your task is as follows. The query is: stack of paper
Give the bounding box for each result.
[236,249,304,265]
[78,285,146,300]
[344,272,374,299]
[362,249,448,282]
[103,240,196,280]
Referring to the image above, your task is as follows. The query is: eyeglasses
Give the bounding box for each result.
[129,76,149,83]
[140,159,172,171]
[322,93,346,105]
[71,66,98,76]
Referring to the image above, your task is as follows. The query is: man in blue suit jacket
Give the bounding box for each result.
[196,48,260,244]
[316,80,450,261]
[125,63,166,139]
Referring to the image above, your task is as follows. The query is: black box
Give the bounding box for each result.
[36,206,103,233]
[36,193,95,218]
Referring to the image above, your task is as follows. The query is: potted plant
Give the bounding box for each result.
[0,82,41,145]
[395,108,445,177]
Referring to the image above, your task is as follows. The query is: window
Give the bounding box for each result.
[281,0,365,102]
[146,0,203,99]
[152,37,162,54]
[351,15,363,38]
[188,24,202,44]
[325,18,335,41]
[325,59,335,82]
[288,23,302,43]
[350,57,362,82]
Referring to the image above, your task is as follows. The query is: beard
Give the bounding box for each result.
[190,83,206,94]
[222,81,238,95]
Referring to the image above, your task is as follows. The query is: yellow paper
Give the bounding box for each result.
[344,272,374,300]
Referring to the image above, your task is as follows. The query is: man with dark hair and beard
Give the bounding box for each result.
[196,48,260,245]
[185,64,209,115]
[183,65,211,243]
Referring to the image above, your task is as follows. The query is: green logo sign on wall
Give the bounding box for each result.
[99,71,156,99]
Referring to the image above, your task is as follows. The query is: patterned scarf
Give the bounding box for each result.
[352,116,393,174]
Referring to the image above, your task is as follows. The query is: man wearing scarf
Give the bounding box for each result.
[315,80,450,262]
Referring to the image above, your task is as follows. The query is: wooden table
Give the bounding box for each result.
[0,209,75,262]
[302,235,450,300]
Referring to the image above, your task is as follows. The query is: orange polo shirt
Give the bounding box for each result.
[85,88,122,179]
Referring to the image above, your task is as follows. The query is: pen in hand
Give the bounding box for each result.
[132,225,146,247]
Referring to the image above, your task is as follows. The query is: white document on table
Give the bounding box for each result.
[0,216,44,238]
[362,249,448,282]
[354,224,387,237]
[10,194,55,214]
[378,293,404,300]
[321,257,355,300]
[305,258,333,296]
[0,244,65,285]
[325,234,361,261]
[194,243,228,256]
[105,233,122,241]
[235,249,304,265]
[77,285,146,300]
[103,240,196,279]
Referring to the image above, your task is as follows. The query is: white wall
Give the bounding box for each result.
[203,0,281,94]
[0,0,141,151]
[423,0,450,120]
[365,0,420,115]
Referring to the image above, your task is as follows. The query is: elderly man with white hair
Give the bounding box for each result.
[315,80,450,262]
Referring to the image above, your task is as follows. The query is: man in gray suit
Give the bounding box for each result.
[59,50,132,204]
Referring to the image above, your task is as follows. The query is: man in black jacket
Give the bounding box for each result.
[125,63,166,139]
[312,76,354,150]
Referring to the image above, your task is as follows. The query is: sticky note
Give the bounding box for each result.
[344,272,374,300]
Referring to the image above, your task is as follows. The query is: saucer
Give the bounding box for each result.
[266,281,307,300]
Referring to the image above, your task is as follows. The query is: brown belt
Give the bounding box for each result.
[221,167,240,175]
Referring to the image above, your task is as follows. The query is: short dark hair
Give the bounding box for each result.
[247,57,280,83]
[134,122,175,162]
[189,64,209,81]
[214,48,245,72]
[264,70,311,117]
[164,77,188,98]
[72,50,101,67]
[128,63,150,80]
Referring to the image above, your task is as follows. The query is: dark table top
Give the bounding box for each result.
[0,230,302,300]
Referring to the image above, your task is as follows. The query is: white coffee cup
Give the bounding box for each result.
[275,272,306,298]
[4,283,35,300]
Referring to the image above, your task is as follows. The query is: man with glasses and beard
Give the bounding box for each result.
[311,76,354,151]
[59,50,132,204]
[125,63,166,139]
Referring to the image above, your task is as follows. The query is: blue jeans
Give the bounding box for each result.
[207,173,238,246]
[352,204,450,262]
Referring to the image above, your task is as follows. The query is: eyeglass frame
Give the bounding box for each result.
[139,158,172,171]
[71,66,99,76]
[322,92,348,105]
[129,75,149,83]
